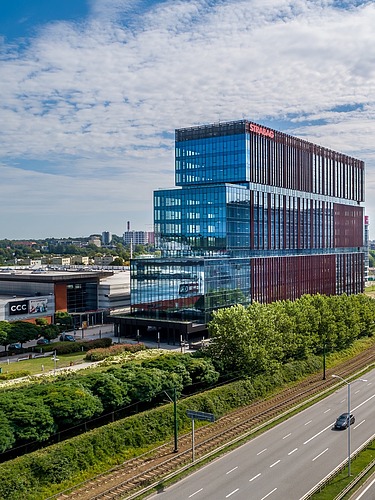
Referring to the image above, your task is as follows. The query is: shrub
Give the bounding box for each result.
[42,337,113,355]
[85,343,145,361]
[0,370,30,380]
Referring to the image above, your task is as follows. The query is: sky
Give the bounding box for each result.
[0,0,374,240]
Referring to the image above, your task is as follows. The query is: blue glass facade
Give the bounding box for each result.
[131,120,365,324]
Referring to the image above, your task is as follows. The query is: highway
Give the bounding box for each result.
[148,369,375,500]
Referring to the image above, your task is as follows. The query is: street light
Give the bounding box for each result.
[332,374,367,477]
[52,350,59,379]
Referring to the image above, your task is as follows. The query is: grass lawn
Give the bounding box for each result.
[0,351,89,377]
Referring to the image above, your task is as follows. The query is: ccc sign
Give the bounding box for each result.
[9,300,29,316]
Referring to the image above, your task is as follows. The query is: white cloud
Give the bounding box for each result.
[0,0,374,238]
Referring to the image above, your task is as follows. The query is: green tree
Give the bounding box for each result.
[39,324,60,341]
[7,321,39,346]
[39,382,103,427]
[0,321,11,349]
[208,304,257,377]
[54,312,73,330]
[79,372,130,411]
[0,394,55,443]
[110,257,124,266]
[108,365,180,403]
[0,411,15,452]
[369,250,375,268]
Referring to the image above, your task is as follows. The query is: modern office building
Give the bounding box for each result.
[114,120,365,341]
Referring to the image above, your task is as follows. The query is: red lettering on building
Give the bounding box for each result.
[249,123,275,139]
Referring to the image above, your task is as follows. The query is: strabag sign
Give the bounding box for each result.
[249,123,275,139]
[9,300,29,316]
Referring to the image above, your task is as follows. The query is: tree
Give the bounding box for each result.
[208,304,257,377]
[0,411,15,452]
[39,324,60,341]
[54,312,73,330]
[110,257,124,266]
[40,382,103,427]
[0,394,55,443]
[7,321,39,346]
[0,321,11,349]
[108,365,180,403]
[79,372,130,411]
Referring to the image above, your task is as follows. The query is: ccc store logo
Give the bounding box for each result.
[9,301,29,315]
[10,304,27,312]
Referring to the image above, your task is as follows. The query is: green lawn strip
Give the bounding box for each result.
[311,441,375,499]
[0,352,87,377]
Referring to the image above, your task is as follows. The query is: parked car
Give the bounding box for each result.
[59,334,76,342]
[334,413,355,430]
[8,343,22,351]
[36,338,51,345]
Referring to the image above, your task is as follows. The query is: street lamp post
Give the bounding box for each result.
[52,350,59,379]
[332,374,367,477]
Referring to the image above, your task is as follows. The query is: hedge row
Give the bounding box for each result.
[0,355,321,500]
[85,342,146,361]
[41,337,112,355]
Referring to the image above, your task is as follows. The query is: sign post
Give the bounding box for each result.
[186,410,215,462]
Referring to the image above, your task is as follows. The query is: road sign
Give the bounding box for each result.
[186,410,215,422]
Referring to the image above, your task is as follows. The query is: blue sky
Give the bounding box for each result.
[0,0,374,239]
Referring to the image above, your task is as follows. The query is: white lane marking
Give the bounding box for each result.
[189,488,203,497]
[249,473,261,482]
[324,409,331,413]
[288,448,298,455]
[282,433,291,439]
[304,420,312,426]
[257,448,267,455]
[261,487,277,499]
[340,399,346,403]
[226,488,239,497]
[270,460,281,468]
[354,476,375,499]
[354,420,365,430]
[226,466,238,474]
[353,393,375,411]
[354,390,360,394]
[312,448,329,461]
[303,423,333,444]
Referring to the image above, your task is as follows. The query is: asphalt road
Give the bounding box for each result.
[350,474,375,500]
[148,369,375,500]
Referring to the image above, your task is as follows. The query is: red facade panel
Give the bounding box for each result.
[251,255,336,303]
[334,203,364,248]
[54,283,68,312]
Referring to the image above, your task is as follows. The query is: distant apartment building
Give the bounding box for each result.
[15,258,43,266]
[123,231,154,245]
[94,255,118,266]
[70,255,90,265]
[88,236,102,247]
[102,231,112,245]
[51,257,71,266]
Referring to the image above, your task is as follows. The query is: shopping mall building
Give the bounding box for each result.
[113,119,365,342]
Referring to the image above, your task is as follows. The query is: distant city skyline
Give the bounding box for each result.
[1,1,374,239]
